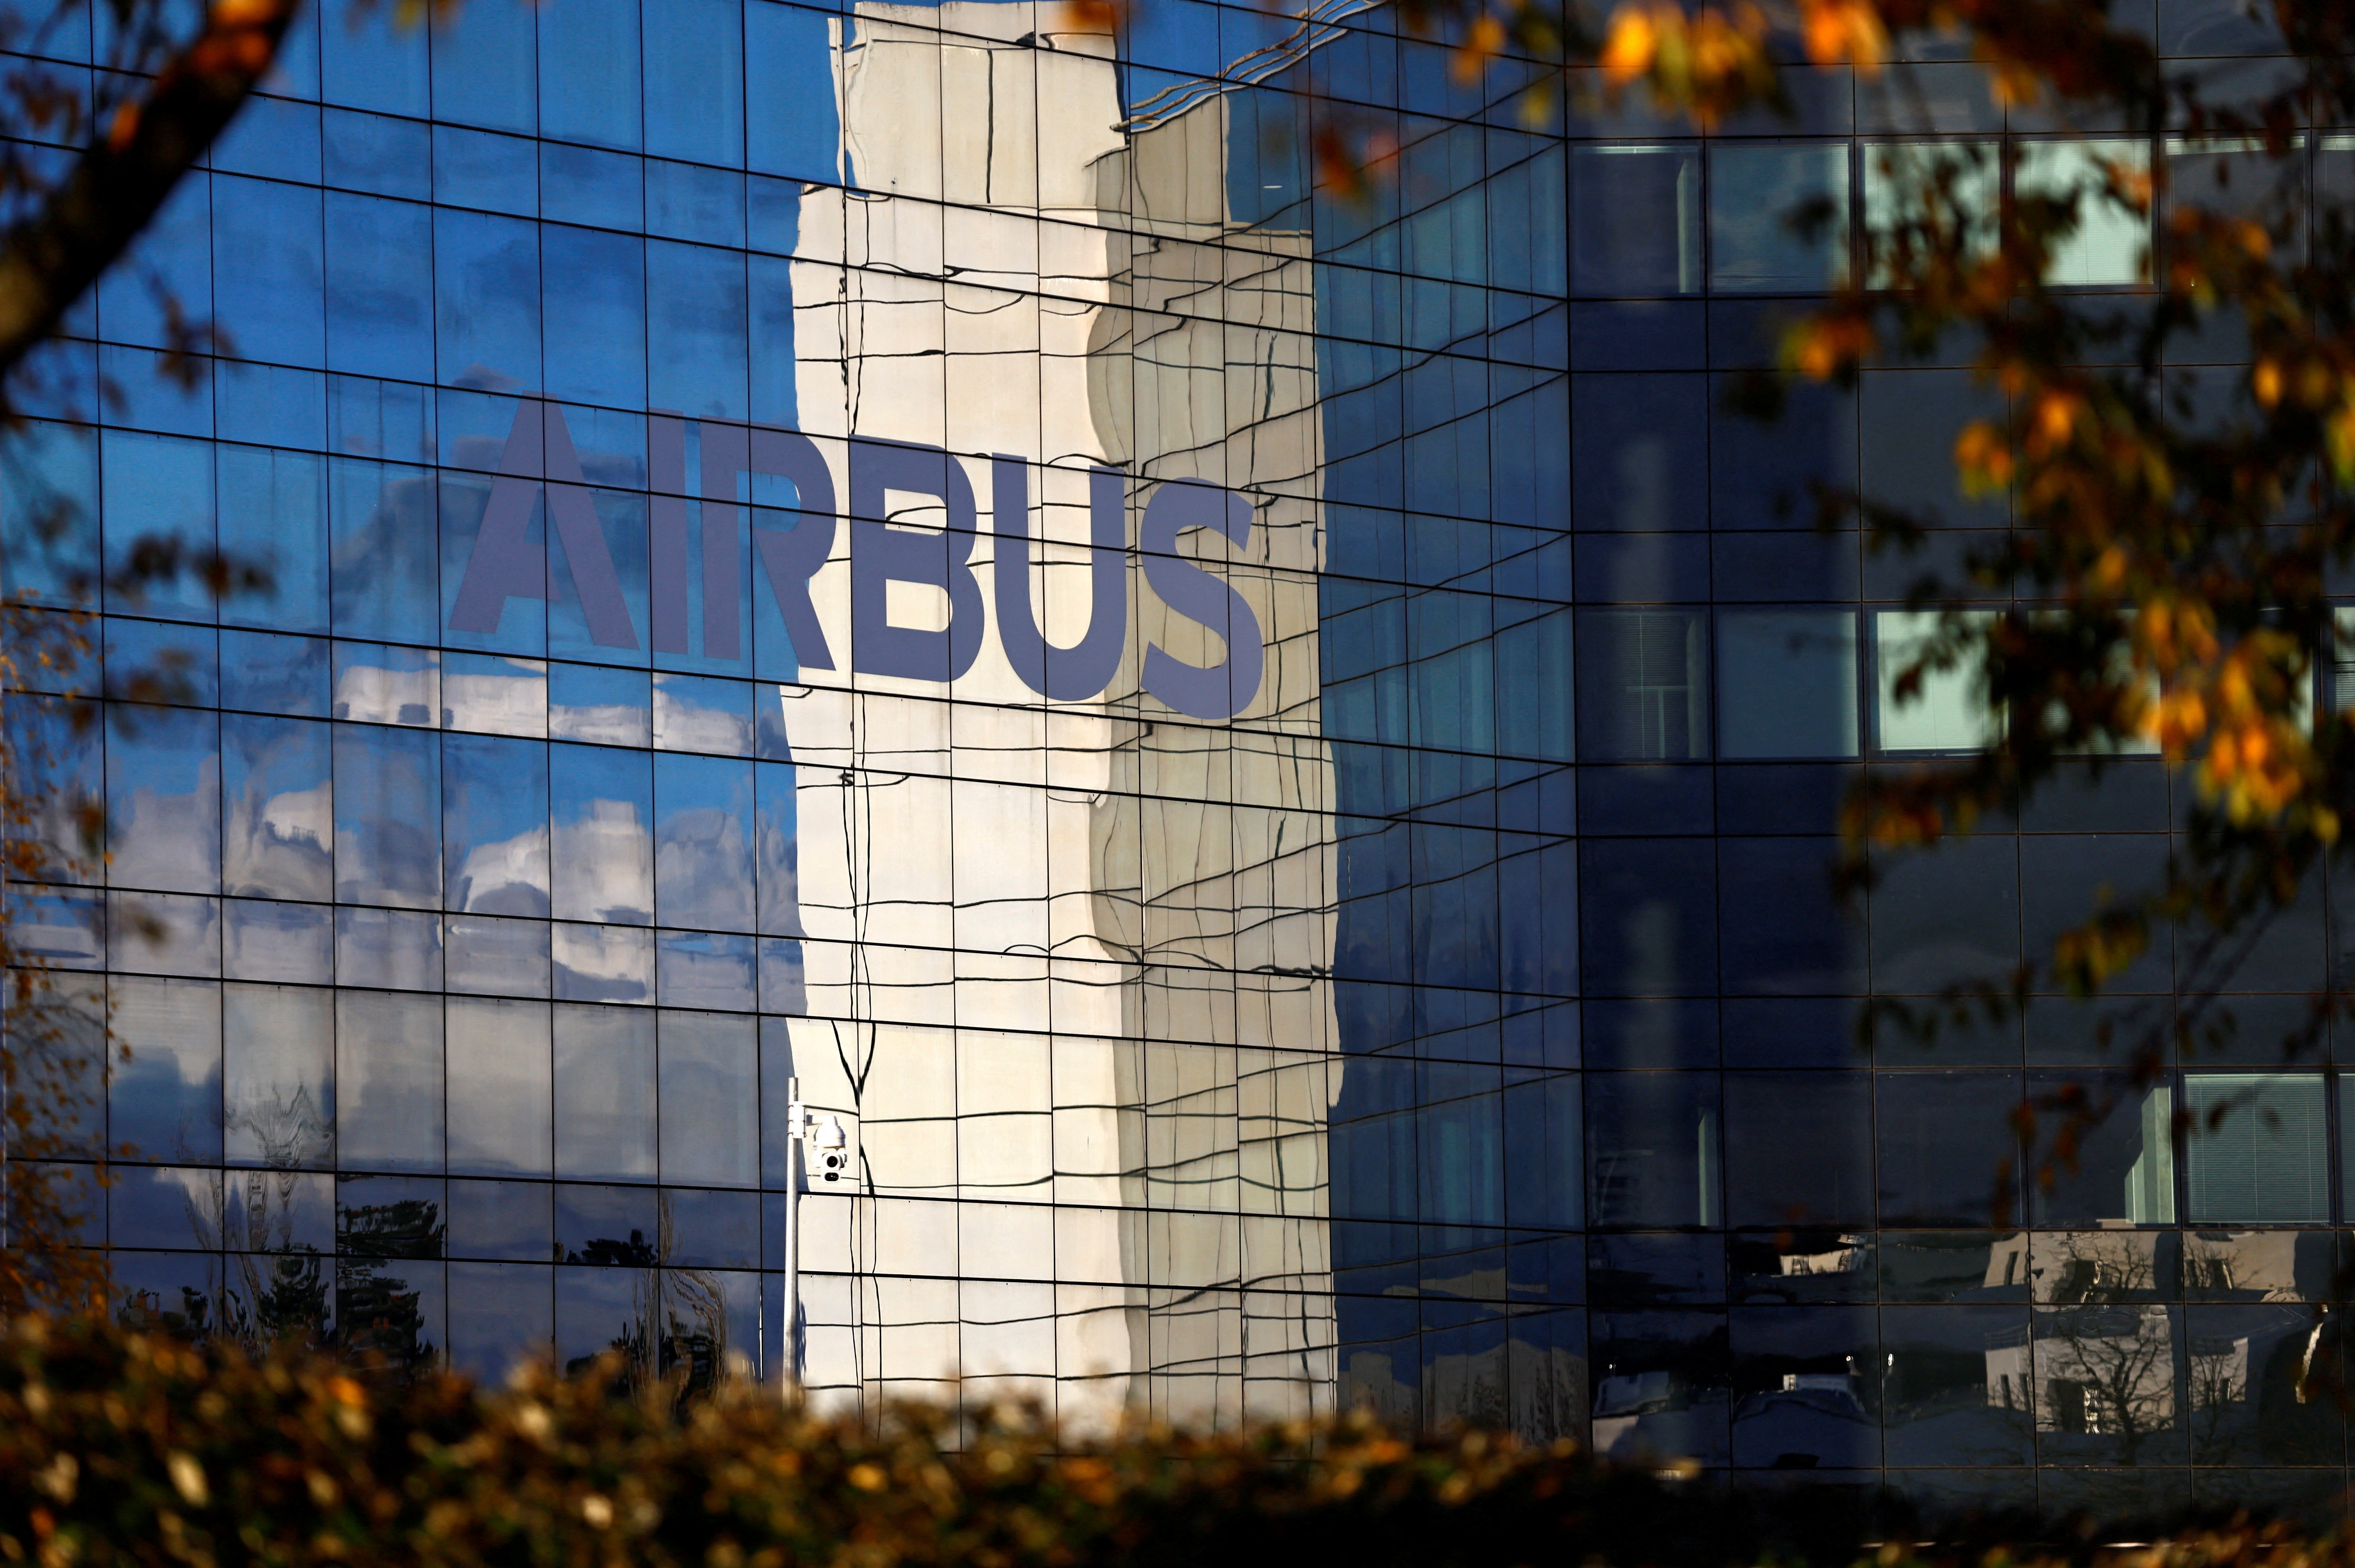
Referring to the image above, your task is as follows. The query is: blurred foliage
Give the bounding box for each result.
[4,1315,2355,1563]
[0,1314,1793,1568]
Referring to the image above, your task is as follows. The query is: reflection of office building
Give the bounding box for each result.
[12,0,2355,1518]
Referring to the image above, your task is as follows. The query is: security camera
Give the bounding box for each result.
[811,1114,850,1183]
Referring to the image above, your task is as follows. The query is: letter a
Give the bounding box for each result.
[449,400,640,649]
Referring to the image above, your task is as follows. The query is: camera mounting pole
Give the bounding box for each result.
[779,1079,849,1392]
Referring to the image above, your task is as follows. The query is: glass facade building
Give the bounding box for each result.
[6,0,2353,1519]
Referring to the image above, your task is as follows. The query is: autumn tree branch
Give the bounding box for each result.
[0,0,302,398]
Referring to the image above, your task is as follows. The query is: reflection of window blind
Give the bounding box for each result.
[2184,1075,2330,1224]
[1582,610,1706,760]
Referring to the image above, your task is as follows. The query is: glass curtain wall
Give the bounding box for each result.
[2,0,2350,1519]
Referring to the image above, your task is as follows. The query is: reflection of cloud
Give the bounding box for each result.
[334,660,435,726]
[115,765,220,890]
[654,688,752,755]
[445,668,545,731]
[552,702,648,745]
[451,825,551,915]
[225,781,329,898]
[553,801,653,924]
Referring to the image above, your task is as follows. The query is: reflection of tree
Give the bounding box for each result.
[558,1195,740,1400]
[654,1197,736,1400]
[116,1284,214,1340]
[2018,1234,2178,1466]
[220,1084,332,1350]
[336,1197,443,1380]
[2191,1307,2343,1466]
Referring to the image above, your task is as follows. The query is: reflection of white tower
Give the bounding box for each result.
[774,1,1338,1426]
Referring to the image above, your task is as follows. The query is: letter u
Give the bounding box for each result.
[990,458,1127,703]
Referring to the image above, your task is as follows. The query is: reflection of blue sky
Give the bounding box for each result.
[106,707,220,895]
[655,753,755,933]
[110,977,223,1166]
[333,726,442,909]
[443,733,552,916]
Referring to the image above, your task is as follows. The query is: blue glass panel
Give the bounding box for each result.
[335,905,445,990]
[648,159,746,248]
[549,661,652,745]
[223,897,333,985]
[333,724,442,909]
[104,617,217,707]
[652,673,753,755]
[744,2,839,185]
[432,124,539,218]
[215,361,327,453]
[542,227,647,410]
[221,630,329,717]
[542,143,644,231]
[329,458,439,642]
[102,345,213,439]
[538,0,642,151]
[329,376,435,465]
[654,751,754,933]
[110,975,223,1164]
[431,0,536,134]
[322,108,432,201]
[214,94,322,185]
[443,732,550,915]
[335,992,444,1172]
[551,741,653,924]
[445,913,552,998]
[553,920,654,1002]
[217,445,329,633]
[658,1010,757,1187]
[223,981,335,1169]
[647,241,748,421]
[325,195,436,382]
[433,209,542,393]
[645,0,743,166]
[657,929,756,1010]
[754,759,801,937]
[222,716,333,902]
[1,420,99,606]
[95,172,209,351]
[102,431,216,621]
[321,2,426,116]
[104,704,219,896]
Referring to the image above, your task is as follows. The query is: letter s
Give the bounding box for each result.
[1140,481,1263,721]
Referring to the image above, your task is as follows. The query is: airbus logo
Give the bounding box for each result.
[448,400,1266,721]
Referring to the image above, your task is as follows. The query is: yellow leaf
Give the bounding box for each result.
[1600,4,1661,81]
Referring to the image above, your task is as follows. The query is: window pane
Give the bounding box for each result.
[1570,144,1701,297]
[659,1010,757,1188]
[110,976,223,1164]
[1874,609,1998,753]
[443,732,550,916]
[447,997,552,1178]
[1575,609,1707,761]
[1716,610,1858,759]
[1709,144,1848,293]
[2184,1074,2329,1225]
[554,1004,656,1182]
[335,991,444,1173]
[1588,1073,1719,1228]
[2016,139,2150,287]
[1860,140,1999,284]
[223,983,334,1170]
